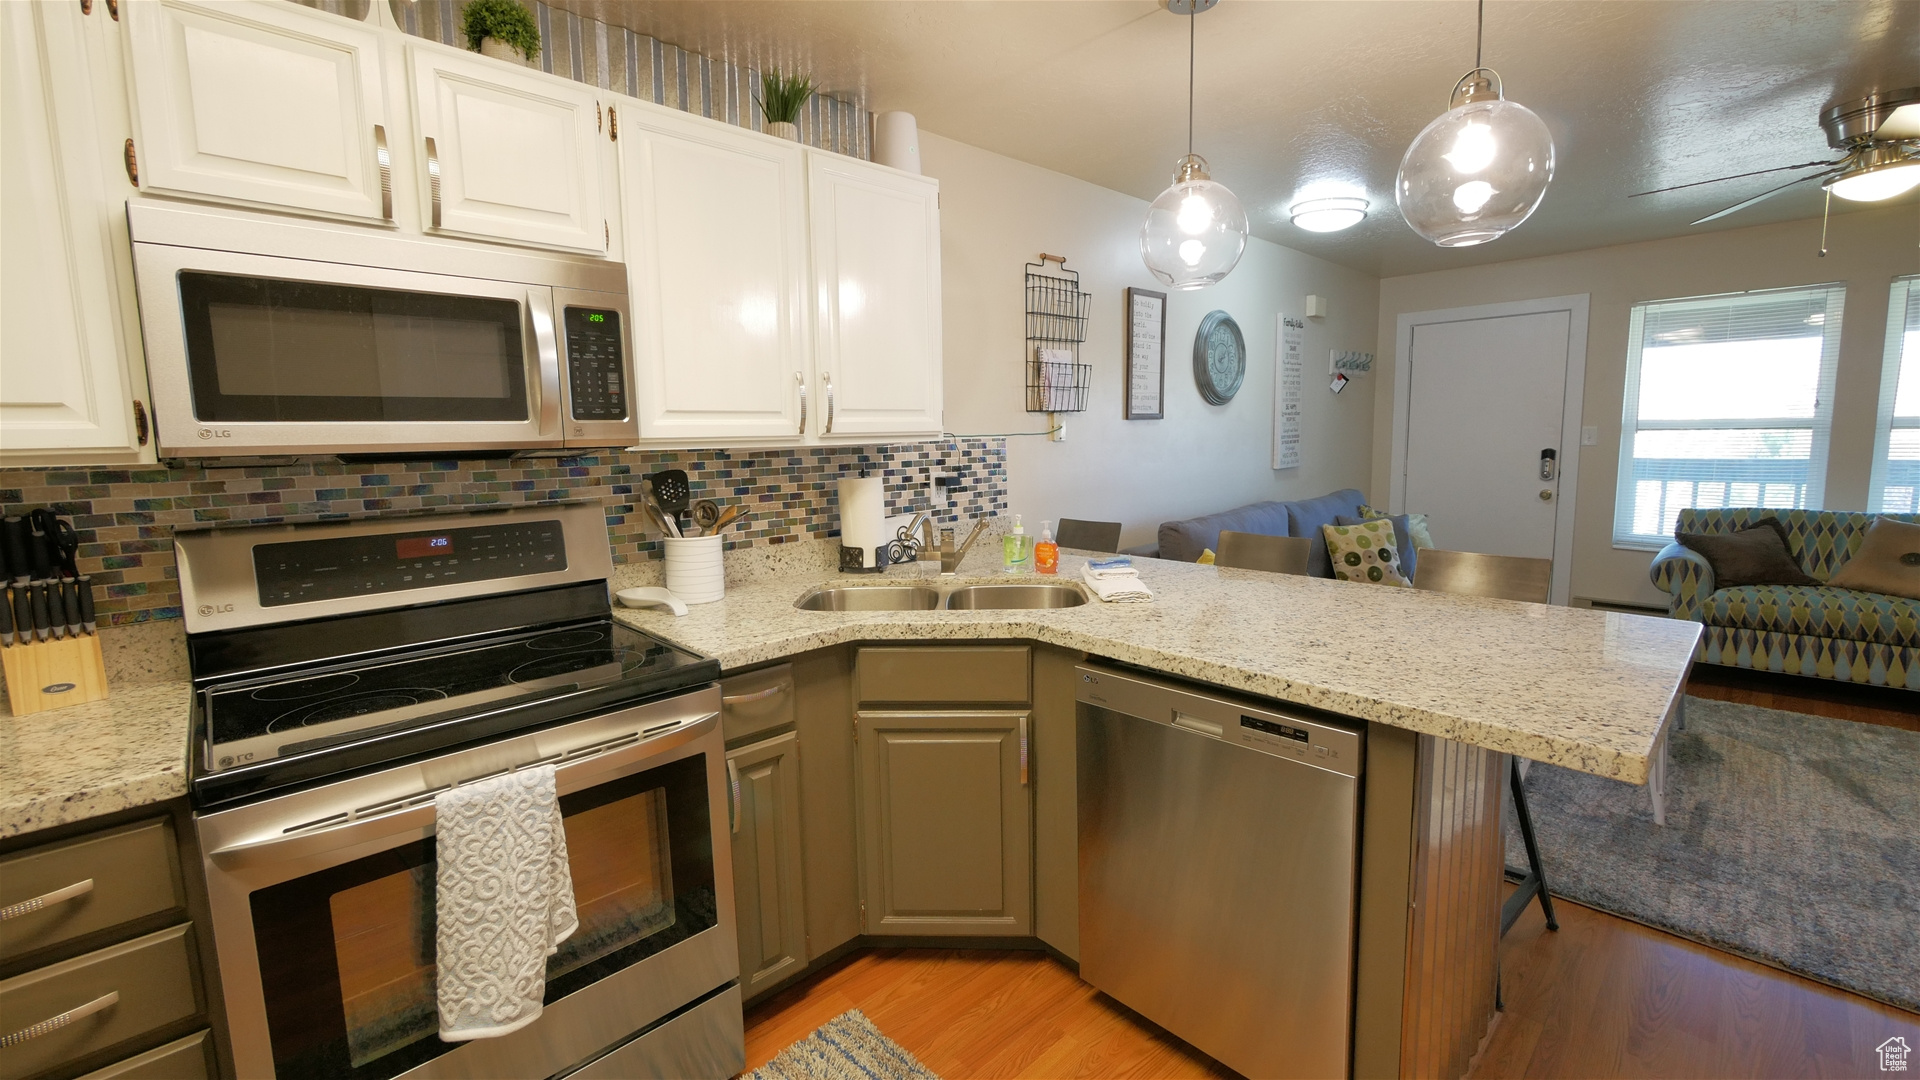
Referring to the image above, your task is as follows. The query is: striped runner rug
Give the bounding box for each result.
[746,1010,939,1080]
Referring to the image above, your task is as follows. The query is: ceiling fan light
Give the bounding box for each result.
[1289,197,1369,232]
[1825,149,1920,202]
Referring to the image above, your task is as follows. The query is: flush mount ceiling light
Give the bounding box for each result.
[1289,197,1369,233]
[1395,0,1554,247]
[1140,0,1248,290]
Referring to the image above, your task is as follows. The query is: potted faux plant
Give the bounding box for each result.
[757,68,813,141]
[461,0,540,66]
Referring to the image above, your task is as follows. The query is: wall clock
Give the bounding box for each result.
[1193,310,1246,405]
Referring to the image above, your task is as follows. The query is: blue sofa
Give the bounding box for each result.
[1145,489,1369,577]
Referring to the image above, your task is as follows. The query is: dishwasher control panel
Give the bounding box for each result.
[1077,663,1362,777]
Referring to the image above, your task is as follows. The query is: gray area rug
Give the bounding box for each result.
[1505,695,1920,1013]
[746,1010,940,1080]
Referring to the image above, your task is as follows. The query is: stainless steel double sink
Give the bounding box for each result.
[795,582,1088,611]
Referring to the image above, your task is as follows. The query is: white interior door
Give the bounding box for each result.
[1393,297,1589,602]
[124,0,391,221]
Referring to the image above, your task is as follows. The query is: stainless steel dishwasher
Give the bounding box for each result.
[1076,663,1365,1080]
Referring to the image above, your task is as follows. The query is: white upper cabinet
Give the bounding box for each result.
[123,0,393,222]
[1,0,147,464]
[409,46,606,254]
[807,154,943,438]
[622,107,809,441]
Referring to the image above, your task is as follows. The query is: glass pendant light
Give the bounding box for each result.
[1141,0,1248,289]
[1396,0,1554,247]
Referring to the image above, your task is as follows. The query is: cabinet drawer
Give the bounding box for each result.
[722,664,795,745]
[857,647,1029,704]
[77,1031,211,1080]
[0,821,183,963]
[0,924,201,1080]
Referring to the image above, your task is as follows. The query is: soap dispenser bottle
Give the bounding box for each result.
[1003,515,1031,573]
[1034,521,1058,575]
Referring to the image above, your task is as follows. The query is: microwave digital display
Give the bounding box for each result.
[395,535,453,560]
[564,307,626,421]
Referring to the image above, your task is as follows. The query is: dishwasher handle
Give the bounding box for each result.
[1171,713,1224,738]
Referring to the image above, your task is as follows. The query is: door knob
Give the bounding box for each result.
[1539,489,1554,501]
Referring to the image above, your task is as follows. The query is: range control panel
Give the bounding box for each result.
[563,307,626,421]
[253,520,567,606]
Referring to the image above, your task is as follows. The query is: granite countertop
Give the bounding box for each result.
[613,543,1700,785]
[0,682,194,840]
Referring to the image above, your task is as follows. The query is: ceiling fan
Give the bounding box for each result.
[1632,86,1920,226]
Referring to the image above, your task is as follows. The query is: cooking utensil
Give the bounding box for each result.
[24,515,52,580]
[61,579,82,637]
[78,575,95,634]
[649,470,691,531]
[40,512,79,577]
[711,505,748,533]
[28,581,52,641]
[691,500,722,534]
[638,480,681,538]
[10,583,30,641]
[0,588,13,646]
[1,517,28,586]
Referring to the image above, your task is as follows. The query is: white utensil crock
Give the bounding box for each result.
[663,535,725,604]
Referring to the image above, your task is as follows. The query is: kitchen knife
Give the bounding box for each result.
[0,587,13,646]
[61,578,83,637]
[78,575,96,634]
[1,517,27,586]
[10,582,30,642]
[25,513,53,581]
[29,580,53,642]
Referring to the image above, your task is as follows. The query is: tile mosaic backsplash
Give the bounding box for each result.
[0,439,1006,626]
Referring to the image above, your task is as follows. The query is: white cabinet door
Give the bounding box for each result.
[808,155,943,438]
[1,1,145,463]
[123,0,392,222]
[410,46,606,253]
[621,108,808,440]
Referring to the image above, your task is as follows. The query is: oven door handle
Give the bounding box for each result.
[529,288,563,440]
[209,710,719,864]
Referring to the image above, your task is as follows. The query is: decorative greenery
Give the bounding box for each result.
[757,68,814,125]
[461,0,540,62]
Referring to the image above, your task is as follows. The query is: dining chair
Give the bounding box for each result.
[1215,531,1310,575]
[1055,518,1123,553]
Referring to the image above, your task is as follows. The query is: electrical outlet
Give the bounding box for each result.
[1581,425,1598,446]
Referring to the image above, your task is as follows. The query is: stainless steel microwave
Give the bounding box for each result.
[128,203,635,462]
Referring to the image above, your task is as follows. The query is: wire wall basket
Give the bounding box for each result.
[1024,255,1092,414]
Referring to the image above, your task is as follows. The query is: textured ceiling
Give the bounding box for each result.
[562,1,1920,276]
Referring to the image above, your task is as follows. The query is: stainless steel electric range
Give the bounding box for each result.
[177,502,744,1080]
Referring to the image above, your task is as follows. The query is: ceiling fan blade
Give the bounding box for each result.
[1689,170,1840,226]
[1631,160,1843,198]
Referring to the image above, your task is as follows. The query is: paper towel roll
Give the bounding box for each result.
[838,475,887,568]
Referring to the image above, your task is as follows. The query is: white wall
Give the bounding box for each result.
[1372,203,1920,607]
[921,131,1381,551]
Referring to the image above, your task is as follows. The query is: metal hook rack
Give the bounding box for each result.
[1025,255,1092,414]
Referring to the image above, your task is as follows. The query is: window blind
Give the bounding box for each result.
[1613,284,1846,548]
[1869,276,1920,513]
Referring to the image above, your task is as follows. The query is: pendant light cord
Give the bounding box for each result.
[1187,3,1195,157]
[1475,0,1484,69]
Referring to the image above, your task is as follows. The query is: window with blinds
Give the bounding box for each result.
[1870,277,1919,514]
[1613,285,1846,548]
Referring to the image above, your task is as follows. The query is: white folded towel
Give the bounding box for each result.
[1081,562,1153,603]
[436,764,578,1042]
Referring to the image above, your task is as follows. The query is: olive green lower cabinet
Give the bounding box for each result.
[854,710,1033,936]
[725,731,809,996]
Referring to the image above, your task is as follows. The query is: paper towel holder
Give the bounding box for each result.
[840,545,890,573]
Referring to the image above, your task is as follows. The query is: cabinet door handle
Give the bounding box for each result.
[726,758,741,834]
[795,372,807,435]
[823,373,835,434]
[425,136,442,228]
[0,991,118,1049]
[1018,716,1028,786]
[0,878,93,922]
[373,124,392,220]
[722,684,788,706]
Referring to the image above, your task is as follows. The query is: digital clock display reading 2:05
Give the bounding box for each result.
[395,535,453,560]
[586,312,606,323]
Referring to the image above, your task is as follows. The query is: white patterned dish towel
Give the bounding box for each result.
[1081,561,1153,603]
[436,764,578,1042]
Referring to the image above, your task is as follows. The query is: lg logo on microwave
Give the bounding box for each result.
[198,603,234,617]
[197,428,233,440]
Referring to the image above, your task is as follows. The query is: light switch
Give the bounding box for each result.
[1581,425,1598,446]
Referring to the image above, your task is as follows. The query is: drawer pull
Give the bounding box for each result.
[0,878,93,921]
[0,990,118,1048]
[722,684,788,706]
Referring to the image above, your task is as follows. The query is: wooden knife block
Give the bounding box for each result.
[1,634,108,716]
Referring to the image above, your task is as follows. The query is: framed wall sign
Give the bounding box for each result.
[1124,287,1166,420]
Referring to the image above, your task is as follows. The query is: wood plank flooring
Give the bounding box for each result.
[1686,665,1920,733]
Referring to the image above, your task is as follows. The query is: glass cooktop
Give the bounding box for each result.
[199,619,714,780]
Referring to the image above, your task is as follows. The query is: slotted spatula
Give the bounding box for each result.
[649,469,691,532]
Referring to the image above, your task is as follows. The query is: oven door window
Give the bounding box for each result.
[248,755,716,1080]
[178,271,530,423]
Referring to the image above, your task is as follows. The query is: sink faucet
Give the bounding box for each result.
[939,519,992,575]
[903,510,939,563]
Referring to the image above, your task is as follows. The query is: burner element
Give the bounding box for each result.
[509,650,628,684]
[526,629,608,651]
[250,672,361,701]
[270,688,450,731]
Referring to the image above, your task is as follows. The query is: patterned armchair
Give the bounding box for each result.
[1649,508,1919,689]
